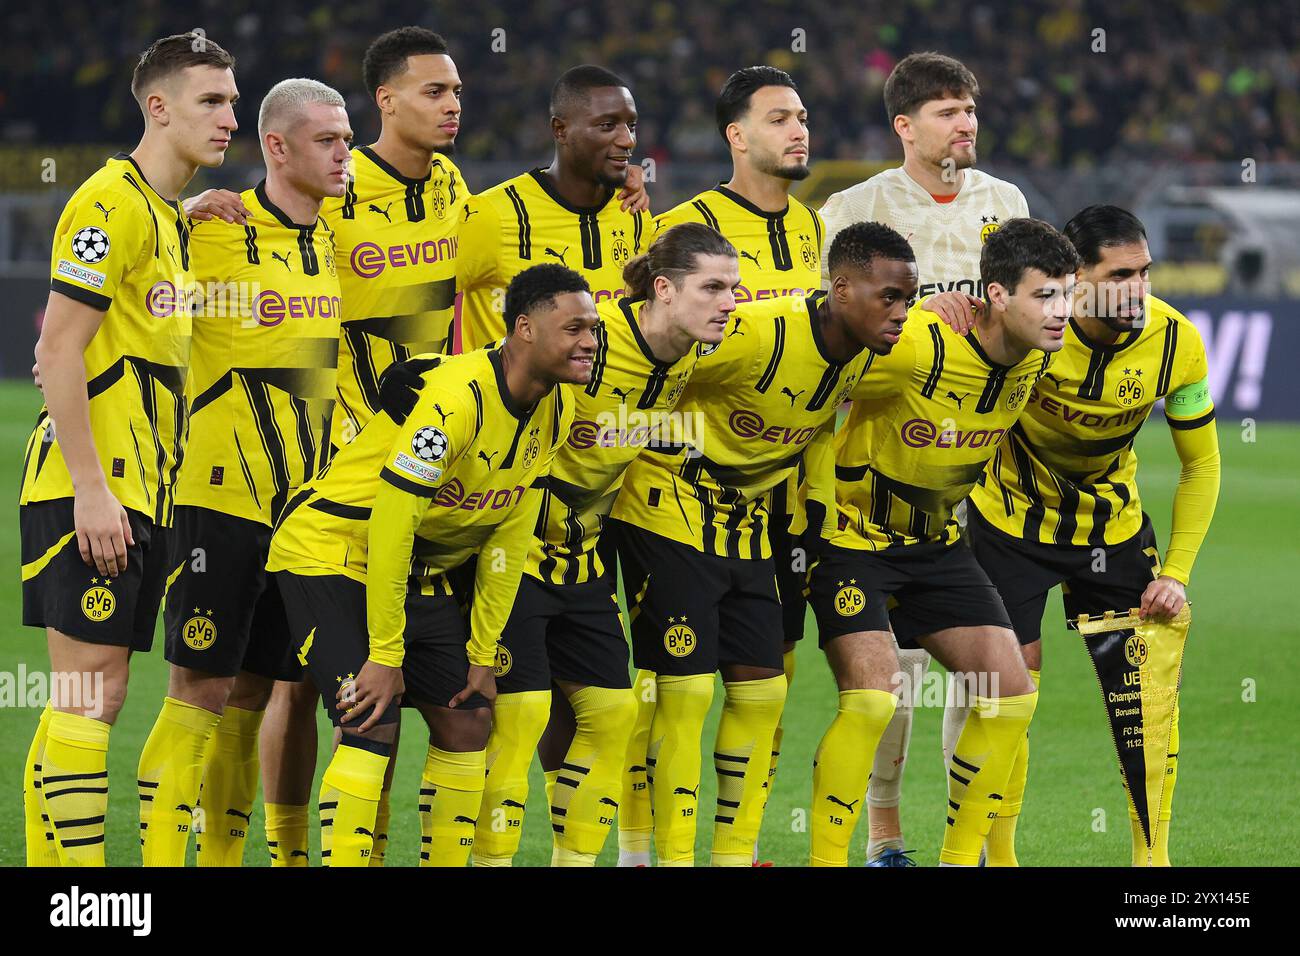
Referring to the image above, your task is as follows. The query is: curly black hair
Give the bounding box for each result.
[503,264,592,333]
[827,221,916,277]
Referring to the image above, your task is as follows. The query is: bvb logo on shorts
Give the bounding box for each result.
[1124,633,1148,667]
[183,615,218,651]
[1116,376,1144,408]
[493,646,512,678]
[664,618,696,658]
[81,583,115,622]
[834,581,865,617]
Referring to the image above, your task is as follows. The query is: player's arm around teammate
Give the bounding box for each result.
[19,34,237,868]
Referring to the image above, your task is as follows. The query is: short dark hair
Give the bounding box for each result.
[827,221,916,277]
[716,65,798,143]
[131,33,235,106]
[551,64,629,118]
[623,223,737,301]
[981,218,1081,294]
[883,52,979,122]
[1062,204,1149,268]
[503,264,592,334]
[362,27,450,99]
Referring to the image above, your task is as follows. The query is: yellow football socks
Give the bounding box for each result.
[195,705,263,867]
[24,703,60,866]
[318,740,389,867]
[810,689,898,866]
[138,697,221,866]
[711,675,787,866]
[941,691,1038,866]
[647,673,715,866]
[43,709,112,866]
[265,802,309,866]
[986,668,1039,867]
[421,745,486,867]
[473,690,551,866]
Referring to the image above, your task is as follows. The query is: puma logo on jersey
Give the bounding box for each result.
[946,390,969,409]
[781,386,806,406]
[1044,372,1066,387]
[368,202,393,222]
[826,794,859,814]
[226,808,252,822]
[94,201,116,221]
[739,250,762,267]
[672,785,699,799]
[609,385,635,403]
[728,317,744,336]
[271,250,292,270]
[477,449,498,468]
[433,403,454,425]
[166,245,177,264]
[545,246,569,266]
[463,207,478,220]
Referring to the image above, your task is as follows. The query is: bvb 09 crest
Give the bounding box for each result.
[610,229,631,266]
[430,166,448,219]
[664,618,696,657]
[1124,633,1148,666]
[493,645,513,677]
[799,233,818,271]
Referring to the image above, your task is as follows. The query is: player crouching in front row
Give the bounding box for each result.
[265,264,588,865]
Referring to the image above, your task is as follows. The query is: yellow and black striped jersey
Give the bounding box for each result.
[650,185,823,305]
[457,169,647,352]
[530,296,698,585]
[21,153,195,526]
[611,291,872,559]
[173,182,341,526]
[322,146,465,449]
[970,295,1214,560]
[803,300,1051,550]
[267,347,572,666]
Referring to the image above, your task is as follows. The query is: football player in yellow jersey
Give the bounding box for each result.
[19,34,237,868]
[965,206,1221,866]
[457,65,650,352]
[605,222,913,866]
[795,218,1079,866]
[130,80,352,868]
[265,264,587,866]
[622,64,822,866]
[422,224,734,867]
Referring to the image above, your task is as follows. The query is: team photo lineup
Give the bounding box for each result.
[14,17,1244,873]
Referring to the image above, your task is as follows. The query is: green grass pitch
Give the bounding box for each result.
[0,379,1294,866]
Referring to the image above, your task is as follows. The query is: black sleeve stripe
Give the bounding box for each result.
[585,322,609,396]
[579,212,602,270]
[920,323,946,399]
[1166,408,1215,430]
[121,171,160,259]
[380,466,436,498]
[505,186,531,259]
[692,200,721,232]
[244,225,260,265]
[341,175,357,219]
[50,278,111,312]
[809,204,823,253]
[754,315,786,393]
[551,388,564,448]
[632,210,644,251]
[1156,321,1179,396]
[467,380,485,434]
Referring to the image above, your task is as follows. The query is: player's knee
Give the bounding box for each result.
[91,674,129,724]
[227,671,273,711]
[427,704,491,753]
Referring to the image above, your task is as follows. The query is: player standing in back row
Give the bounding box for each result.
[817,51,1031,866]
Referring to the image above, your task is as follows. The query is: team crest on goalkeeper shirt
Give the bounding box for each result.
[80,580,116,622]
[979,215,1001,242]
[664,617,697,657]
[183,613,218,651]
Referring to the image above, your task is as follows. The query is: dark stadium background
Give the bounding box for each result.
[0,1,1294,867]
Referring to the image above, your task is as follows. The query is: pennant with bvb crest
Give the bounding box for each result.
[1071,603,1190,861]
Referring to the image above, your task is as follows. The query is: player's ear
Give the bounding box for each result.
[892,113,911,144]
[551,115,566,143]
[986,281,1009,312]
[725,121,746,153]
[374,85,394,117]
[145,90,169,126]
